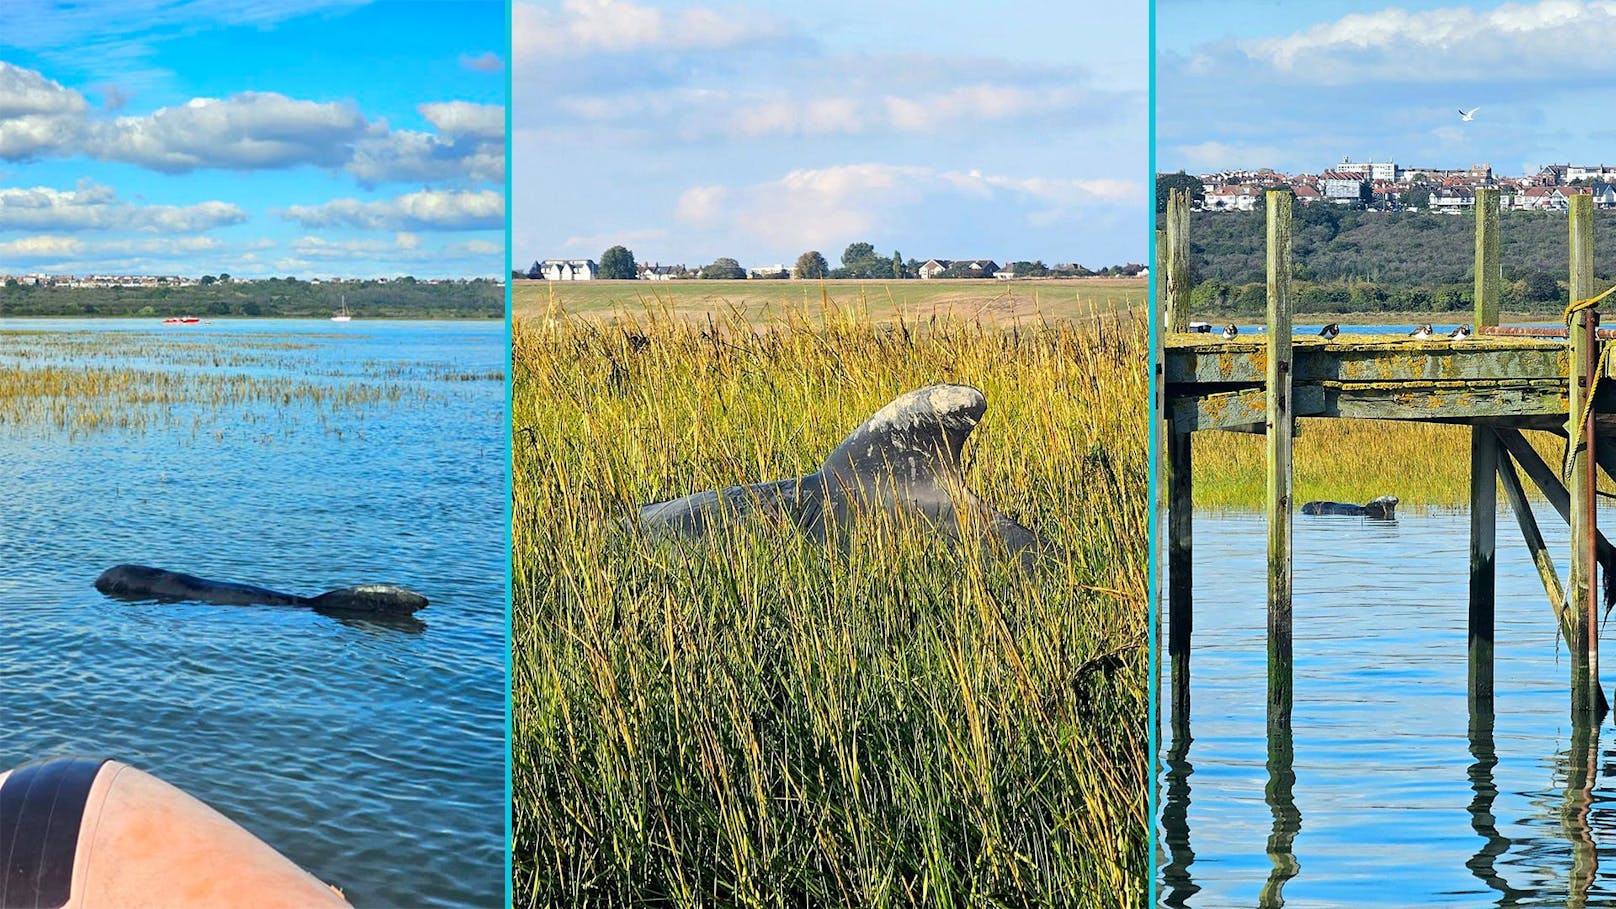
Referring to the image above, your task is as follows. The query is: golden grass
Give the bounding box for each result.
[510,303,1148,906]
[1190,418,1593,509]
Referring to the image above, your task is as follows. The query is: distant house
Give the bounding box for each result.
[747,264,790,279]
[1202,184,1260,212]
[1429,185,1475,213]
[1591,183,1616,209]
[918,259,953,279]
[638,263,686,281]
[1292,184,1323,205]
[541,259,597,280]
[920,258,998,278]
[1320,171,1368,205]
[1518,186,1569,211]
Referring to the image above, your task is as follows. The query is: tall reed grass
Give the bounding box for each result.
[511,304,1148,906]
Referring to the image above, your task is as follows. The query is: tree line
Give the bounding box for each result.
[0,277,503,318]
[522,243,1140,280]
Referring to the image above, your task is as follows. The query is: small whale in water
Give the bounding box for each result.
[94,564,427,618]
[1300,495,1399,520]
[1221,324,1239,339]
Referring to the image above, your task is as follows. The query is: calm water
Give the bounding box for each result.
[0,319,506,908]
[1160,509,1616,907]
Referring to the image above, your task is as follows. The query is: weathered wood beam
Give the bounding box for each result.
[1163,341,1569,386]
[1471,189,1502,712]
[1568,194,1599,720]
[1166,410,1193,736]
[1169,385,1325,432]
[1166,189,1191,333]
[1496,448,1570,631]
[1266,190,1294,733]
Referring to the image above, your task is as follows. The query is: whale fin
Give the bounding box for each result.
[307,585,428,615]
[818,384,985,490]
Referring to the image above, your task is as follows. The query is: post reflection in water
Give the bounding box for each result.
[1465,701,1526,902]
[1157,511,1616,906]
[1160,697,1198,907]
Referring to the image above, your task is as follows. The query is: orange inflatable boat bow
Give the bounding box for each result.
[0,757,349,908]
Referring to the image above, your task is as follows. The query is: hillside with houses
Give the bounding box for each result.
[1164,159,1616,215]
[1156,159,1616,317]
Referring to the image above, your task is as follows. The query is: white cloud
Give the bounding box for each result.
[514,0,785,60]
[92,91,375,171]
[280,188,504,230]
[418,101,505,141]
[1244,0,1616,84]
[0,62,91,159]
[676,163,1138,251]
[0,181,248,232]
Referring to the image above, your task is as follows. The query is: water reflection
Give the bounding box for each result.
[1259,717,1301,908]
[1159,511,1616,906]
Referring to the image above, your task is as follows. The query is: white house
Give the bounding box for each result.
[541,259,597,280]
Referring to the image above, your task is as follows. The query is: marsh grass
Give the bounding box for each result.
[1190,418,1604,509]
[511,304,1147,906]
[0,329,478,438]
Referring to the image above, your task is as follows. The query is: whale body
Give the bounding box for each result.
[638,384,1049,562]
[1300,495,1398,520]
[94,564,428,616]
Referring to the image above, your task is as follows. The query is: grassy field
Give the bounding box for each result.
[510,305,1148,906]
[514,277,1145,325]
[1188,418,1599,510]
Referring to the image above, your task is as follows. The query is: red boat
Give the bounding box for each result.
[161,317,201,324]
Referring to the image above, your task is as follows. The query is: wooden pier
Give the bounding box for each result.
[1157,187,1615,732]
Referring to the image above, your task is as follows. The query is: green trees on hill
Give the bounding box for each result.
[0,279,502,318]
[1181,208,1616,314]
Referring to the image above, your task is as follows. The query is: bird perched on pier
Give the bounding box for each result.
[1319,322,1339,340]
[1449,325,1471,341]
[1221,323,1239,339]
[1408,324,1434,339]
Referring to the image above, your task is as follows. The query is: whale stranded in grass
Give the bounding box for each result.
[637,384,1053,565]
[1300,495,1399,520]
[93,564,428,616]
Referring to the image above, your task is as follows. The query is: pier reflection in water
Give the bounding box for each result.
[1160,510,1616,907]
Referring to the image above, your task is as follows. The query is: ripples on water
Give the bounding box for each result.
[1160,509,1616,907]
[0,319,505,908]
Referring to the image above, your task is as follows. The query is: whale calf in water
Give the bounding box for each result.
[638,384,1050,562]
[1300,495,1398,520]
[94,564,428,617]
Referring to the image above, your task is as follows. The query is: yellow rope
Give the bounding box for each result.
[1561,285,1616,480]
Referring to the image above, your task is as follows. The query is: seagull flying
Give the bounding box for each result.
[1459,107,1479,122]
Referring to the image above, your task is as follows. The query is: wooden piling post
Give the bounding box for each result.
[1266,190,1294,730]
[1568,193,1598,719]
[1470,188,1501,711]
[1158,222,1196,731]
[1495,446,1570,633]
[1166,189,1191,333]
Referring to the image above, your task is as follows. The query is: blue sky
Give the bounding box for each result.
[0,0,504,279]
[1157,0,1616,178]
[512,0,1148,271]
